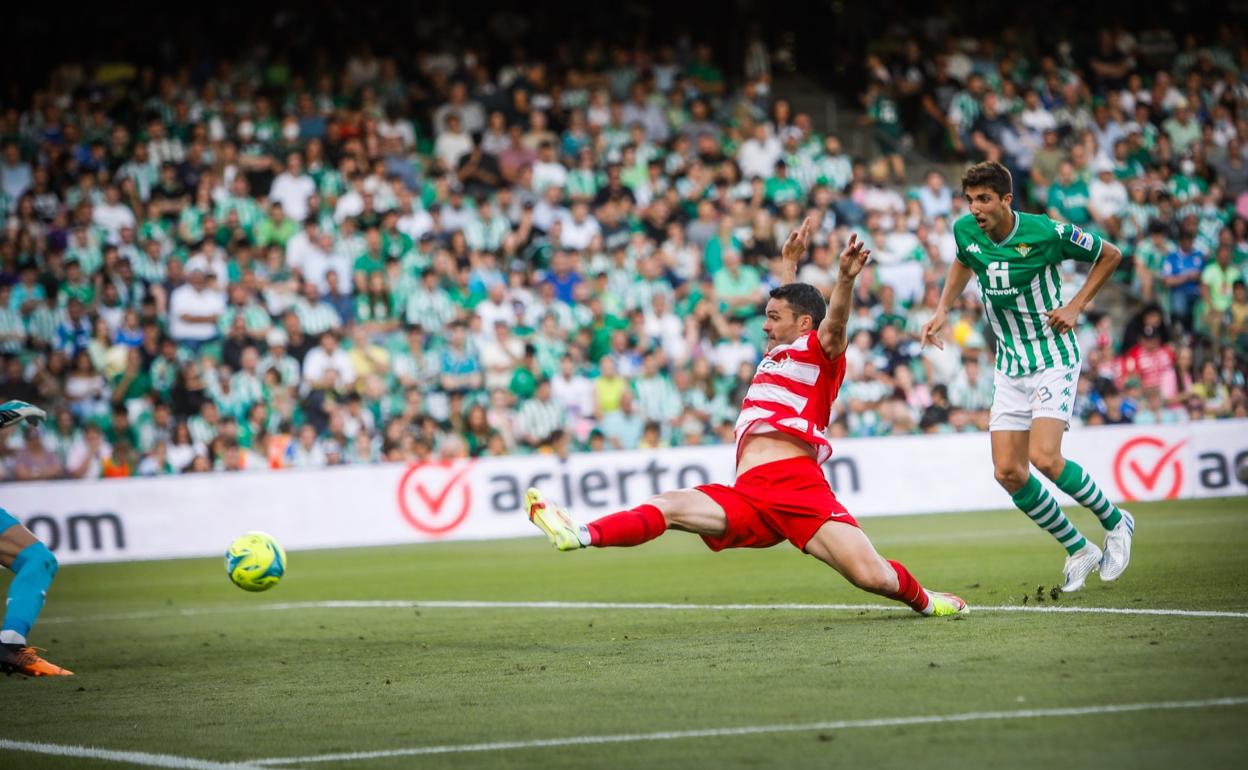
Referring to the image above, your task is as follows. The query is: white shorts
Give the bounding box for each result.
[989,364,1079,432]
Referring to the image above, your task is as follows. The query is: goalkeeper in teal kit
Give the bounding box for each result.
[0,401,73,676]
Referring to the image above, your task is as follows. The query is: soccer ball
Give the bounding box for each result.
[225,532,287,592]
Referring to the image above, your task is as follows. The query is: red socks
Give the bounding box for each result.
[887,560,932,614]
[584,509,929,614]
[587,504,667,547]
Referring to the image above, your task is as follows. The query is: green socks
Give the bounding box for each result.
[1009,460,1122,554]
[1012,475,1088,555]
[1054,459,1124,531]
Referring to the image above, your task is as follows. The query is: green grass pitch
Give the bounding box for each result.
[3,497,1247,769]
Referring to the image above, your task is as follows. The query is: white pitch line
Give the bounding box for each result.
[39,599,1248,625]
[249,696,1248,765]
[0,738,265,770]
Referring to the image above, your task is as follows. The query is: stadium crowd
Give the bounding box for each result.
[1,17,1247,481]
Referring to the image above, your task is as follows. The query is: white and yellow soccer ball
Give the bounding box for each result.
[225,532,287,592]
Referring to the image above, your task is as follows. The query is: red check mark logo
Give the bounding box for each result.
[397,461,476,536]
[1113,436,1187,501]
[1127,440,1187,491]
[413,466,473,515]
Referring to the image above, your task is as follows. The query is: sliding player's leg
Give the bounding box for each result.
[525,487,726,550]
[0,511,72,677]
[1028,418,1134,582]
[803,520,967,616]
[991,429,1100,592]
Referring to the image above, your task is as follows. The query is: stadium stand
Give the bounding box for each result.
[1,7,1245,480]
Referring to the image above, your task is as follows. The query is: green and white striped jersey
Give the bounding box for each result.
[953,211,1106,376]
[633,374,682,423]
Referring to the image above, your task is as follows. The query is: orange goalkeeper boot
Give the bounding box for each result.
[0,644,74,676]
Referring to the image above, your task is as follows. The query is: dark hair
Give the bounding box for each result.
[961,161,1013,197]
[769,283,826,329]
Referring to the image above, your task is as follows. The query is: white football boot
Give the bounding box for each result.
[1061,542,1103,593]
[1099,510,1135,582]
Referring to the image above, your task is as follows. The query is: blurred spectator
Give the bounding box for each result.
[1162,231,1206,331]
[917,171,953,219]
[439,323,483,395]
[1047,161,1091,226]
[600,390,645,449]
[861,74,905,183]
[1089,160,1128,224]
[1118,324,1179,401]
[948,355,994,429]
[1202,245,1242,349]
[168,261,225,351]
[1096,382,1137,425]
[517,379,565,448]
[1192,360,1232,415]
[66,423,110,479]
[1230,281,1248,353]
[11,428,63,481]
[303,332,355,391]
[738,123,781,180]
[435,114,473,172]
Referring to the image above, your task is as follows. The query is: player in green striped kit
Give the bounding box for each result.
[921,161,1135,592]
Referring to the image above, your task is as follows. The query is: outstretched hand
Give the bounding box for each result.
[0,400,46,432]
[781,214,818,264]
[919,310,947,350]
[838,232,872,280]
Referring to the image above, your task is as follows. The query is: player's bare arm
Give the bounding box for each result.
[1043,241,1123,335]
[920,258,974,350]
[776,214,818,285]
[923,177,1012,351]
[817,233,871,360]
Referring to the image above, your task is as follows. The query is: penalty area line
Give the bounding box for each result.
[0,738,268,770]
[39,599,1248,625]
[248,696,1248,764]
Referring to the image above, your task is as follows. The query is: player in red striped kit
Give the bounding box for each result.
[526,217,968,617]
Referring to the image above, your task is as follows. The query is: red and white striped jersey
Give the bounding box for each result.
[734,329,847,465]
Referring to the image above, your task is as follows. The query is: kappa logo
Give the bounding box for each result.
[1015,243,1032,257]
[966,243,981,254]
[1054,222,1067,238]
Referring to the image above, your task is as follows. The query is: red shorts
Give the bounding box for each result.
[695,456,859,552]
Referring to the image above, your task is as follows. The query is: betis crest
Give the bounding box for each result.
[1015,243,1032,257]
